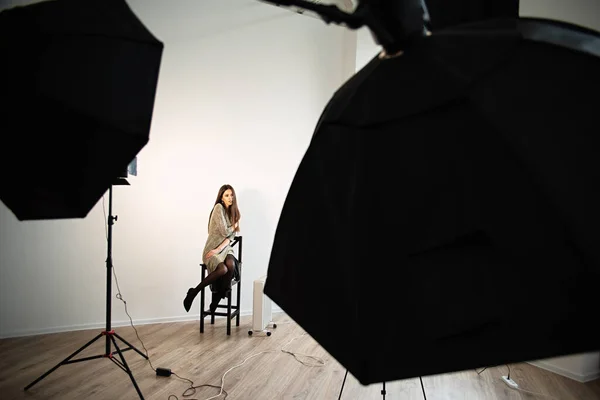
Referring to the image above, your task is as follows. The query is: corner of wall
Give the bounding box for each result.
[528,352,600,383]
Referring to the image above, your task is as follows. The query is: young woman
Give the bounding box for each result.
[183,184,241,312]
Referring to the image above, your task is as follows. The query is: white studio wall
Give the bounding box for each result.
[0,0,357,338]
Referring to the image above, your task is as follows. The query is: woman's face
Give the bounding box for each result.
[221,189,234,208]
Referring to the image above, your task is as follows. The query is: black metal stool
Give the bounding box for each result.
[199,236,242,335]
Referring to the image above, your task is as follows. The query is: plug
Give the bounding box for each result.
[156,367,172,377]
[501,375,518,389]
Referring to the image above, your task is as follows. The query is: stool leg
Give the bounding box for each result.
[200,287,205,333]
[227,291,232,336]
[236,282,241,327]
[200,266,206,333]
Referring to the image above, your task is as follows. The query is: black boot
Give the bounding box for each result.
[183,288,197,312]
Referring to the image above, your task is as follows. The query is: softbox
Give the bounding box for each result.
[0,0,163,220]
[265,17,600,384]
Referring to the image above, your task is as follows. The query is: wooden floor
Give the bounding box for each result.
[1,314,599,400]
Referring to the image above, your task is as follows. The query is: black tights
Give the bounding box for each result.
[193,254,236,293]
[183,255,237,312]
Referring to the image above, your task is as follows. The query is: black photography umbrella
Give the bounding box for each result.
[264,7,600,386]
[0,0,163,220]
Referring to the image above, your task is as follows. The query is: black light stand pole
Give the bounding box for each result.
[24,183,148,400]
[106,184,115,356]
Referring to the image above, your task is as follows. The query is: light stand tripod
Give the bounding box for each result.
[24,180,148,399]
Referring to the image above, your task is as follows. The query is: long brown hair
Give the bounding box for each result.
[209,184,241,232]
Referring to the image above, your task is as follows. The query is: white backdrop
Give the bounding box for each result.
[0,0,357,337]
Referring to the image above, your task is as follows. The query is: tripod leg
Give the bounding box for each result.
[24,333,103,391]
[110,335,145,400]
[114,333,148,360]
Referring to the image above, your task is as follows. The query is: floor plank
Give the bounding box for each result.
[0,314,598,399]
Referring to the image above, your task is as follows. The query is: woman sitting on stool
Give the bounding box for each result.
[184,184,241,313]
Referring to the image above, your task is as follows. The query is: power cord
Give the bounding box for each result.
[102,197,226,400]
[503,364,561,399]
[475,363,560,399]
[104,195,326,399]
[474,364,506,376]
[182,332,326,400]
[280,333,326,367]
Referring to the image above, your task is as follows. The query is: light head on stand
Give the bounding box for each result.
[113,157,137,186]
[355,0,430,55]
[259,0,430,55]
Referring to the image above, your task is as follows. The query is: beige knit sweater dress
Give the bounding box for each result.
[202,203,236,273]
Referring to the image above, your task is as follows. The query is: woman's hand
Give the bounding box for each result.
[206,249,218,259]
